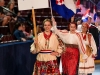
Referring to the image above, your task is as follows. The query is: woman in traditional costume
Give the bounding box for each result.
[52,19,88,75]
[30,19,62,75]
[79,23,97,75]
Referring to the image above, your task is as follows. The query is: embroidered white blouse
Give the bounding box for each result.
[30,32,62,61]
[52,26,88,58]
[81,33,97,55]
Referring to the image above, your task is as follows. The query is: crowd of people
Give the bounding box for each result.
[0,0,100,75]
[0,0,34,42]
[31,15,99,75]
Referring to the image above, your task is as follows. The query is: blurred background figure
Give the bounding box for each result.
[13,22,26,41]
[0,8,9,26]
[22,24,33,40]
[4,0,16,22]
[36,25,43,34]
[77,19,83,32]
[5,0,15,16]
[0,0,5,7]
[27,12,33,29]
[95,21,100,51]
[15,11,26,22]
[88,16,99,49]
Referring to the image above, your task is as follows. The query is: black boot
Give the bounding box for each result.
[87,73,92,75]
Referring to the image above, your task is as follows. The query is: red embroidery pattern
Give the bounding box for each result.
[43,32,52,49]
[76,33,85,54]
[82,34,86,40]
[43,32,52,40]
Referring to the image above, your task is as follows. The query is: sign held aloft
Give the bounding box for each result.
[18,0,49,10]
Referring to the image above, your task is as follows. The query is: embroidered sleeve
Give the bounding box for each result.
[30,43,37,54]
[52,26,68,42]
[57,35,65,52]
[54,35,63,57]
[91,34,97,55]
[52,26,68,36]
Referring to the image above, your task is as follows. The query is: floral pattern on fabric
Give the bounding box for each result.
[34,60,60,75]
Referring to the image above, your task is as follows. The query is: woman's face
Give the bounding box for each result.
[9,3,14,10]
[44,21,52,32]
[69,24,76,32]
[82,23,88,33]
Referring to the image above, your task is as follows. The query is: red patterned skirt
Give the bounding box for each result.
[61,44,79,75]
[34,60,60,75]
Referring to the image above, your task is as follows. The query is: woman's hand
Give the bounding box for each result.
[51,52,59,56]
[34,37,38,45]
[51,17,57,26]
[92,54,97,59]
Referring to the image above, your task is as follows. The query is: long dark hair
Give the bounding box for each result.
[13,22,25,32]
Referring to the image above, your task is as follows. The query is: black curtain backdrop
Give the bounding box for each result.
[0,41,37,75]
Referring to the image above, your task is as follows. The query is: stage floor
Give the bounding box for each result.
[93,64,100,75]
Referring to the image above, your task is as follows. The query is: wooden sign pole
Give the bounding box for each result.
[32,8,37,37]
[32,8,38,53]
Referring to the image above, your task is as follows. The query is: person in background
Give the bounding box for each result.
[15,11,26,22]
[77,19,83,32]
[0,0,10,26]
[27,12,33,29]
[4,0,16,22]
[87,16,99,49]
[95,22,100,31]
[30,19,62,75]
[0,0,5,7]
[22,25,33,39]
[6,0,15,15]
[0,9,9,26]
[95,21,100,56]
[79,22,97,75]
[36,25,43,34]
[13,22,26,41]
[52,18,88,75]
